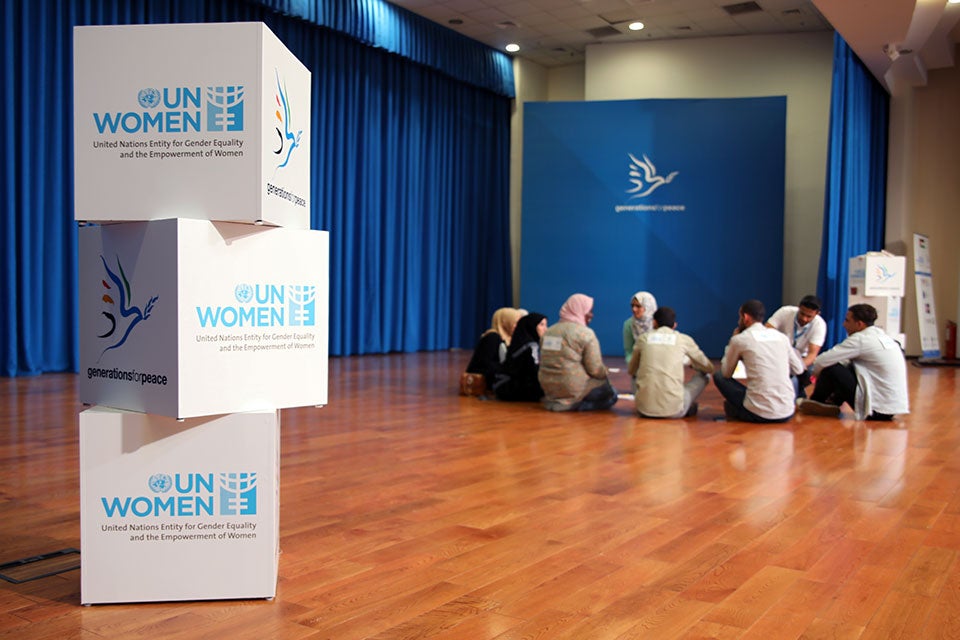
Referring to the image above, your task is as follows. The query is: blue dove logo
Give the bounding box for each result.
[272,69,302,171]
[626,153,679,198]
[874,264,896,283]
[97,255,159,362]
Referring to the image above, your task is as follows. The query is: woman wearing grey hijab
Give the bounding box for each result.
[622,291,657,364]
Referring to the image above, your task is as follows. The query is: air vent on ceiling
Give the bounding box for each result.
[586,25,622,39]
[674,26,693,31]
[496,20,518,29]
[722,1,762,16]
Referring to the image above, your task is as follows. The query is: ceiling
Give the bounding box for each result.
[389,0,960,93]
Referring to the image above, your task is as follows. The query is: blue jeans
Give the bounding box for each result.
[573,380,618,412]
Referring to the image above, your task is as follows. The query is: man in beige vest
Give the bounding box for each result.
[628,306,714,418]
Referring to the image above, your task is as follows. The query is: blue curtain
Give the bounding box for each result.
[817,33,889,348]
[1,0,513,375]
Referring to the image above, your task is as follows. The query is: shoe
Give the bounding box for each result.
[684,402,698,418]
[797,398,840,417]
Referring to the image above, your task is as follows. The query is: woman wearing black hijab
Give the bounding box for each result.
[492,313,548,402]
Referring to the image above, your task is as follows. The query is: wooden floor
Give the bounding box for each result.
[1,352,959,639]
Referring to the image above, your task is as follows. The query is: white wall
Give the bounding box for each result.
[511,32,835,312]
[886,59,960,356]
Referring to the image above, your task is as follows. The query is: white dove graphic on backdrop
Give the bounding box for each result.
[626,153,678,198]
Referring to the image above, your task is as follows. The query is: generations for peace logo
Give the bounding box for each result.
[272,68,302,171]
[96,255,159,361]
[93,84,245,134]
[196,283,317,328]
[874,264,897,284]
[614,152,686,214]
[626,153,678,198]
[101,472,258,518]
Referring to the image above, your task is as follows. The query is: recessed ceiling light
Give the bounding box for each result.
[505,43,520,52]
[628,22,645,31]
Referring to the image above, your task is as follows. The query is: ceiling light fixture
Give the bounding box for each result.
[505,43,520,52]
[628,22,645,31]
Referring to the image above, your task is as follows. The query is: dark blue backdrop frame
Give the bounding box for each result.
[520,97,787,358]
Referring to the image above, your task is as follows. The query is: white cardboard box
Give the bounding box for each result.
[80,407,280,604]
[79,218,328,419]
[848,253,907,297]
[848,293,904,341]
[74,22,311,228]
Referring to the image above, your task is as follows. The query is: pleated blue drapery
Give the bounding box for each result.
[817,33,889,348]
[1,0,514,375]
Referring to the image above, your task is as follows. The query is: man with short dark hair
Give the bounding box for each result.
[798,303,909,420]
[714,299,804,422]
[765,294,827,397]
[628,306,714,418]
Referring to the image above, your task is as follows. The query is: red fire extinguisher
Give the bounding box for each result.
[947,321,957,360]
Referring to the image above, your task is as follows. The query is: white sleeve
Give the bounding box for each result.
[808,316,827,347]
[767,307,790,334]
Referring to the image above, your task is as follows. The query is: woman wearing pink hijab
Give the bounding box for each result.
[537,293,617,411]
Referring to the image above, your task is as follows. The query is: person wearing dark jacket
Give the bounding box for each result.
[493,313,547,401]
[465,307,521,388]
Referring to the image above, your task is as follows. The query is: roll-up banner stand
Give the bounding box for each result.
[913,233,941,359]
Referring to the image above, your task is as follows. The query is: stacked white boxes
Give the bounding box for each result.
[73,23,327,604]
[848,252,906,347]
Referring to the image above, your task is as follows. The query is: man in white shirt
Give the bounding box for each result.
[714,299,805,423]
[798,303,909,421]
[765,294,827,397]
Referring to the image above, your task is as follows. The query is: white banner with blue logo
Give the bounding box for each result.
[80,407,279,604]
[520,97,786,357]
[74,22,311,228]
[913,233,941,358]
[79,219,329,419]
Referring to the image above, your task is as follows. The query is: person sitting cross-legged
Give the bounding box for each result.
[798,303,909,421]
[713,299,804,423]
[627,306,714,419]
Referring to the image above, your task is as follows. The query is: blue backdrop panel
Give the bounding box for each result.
[521,97,786,359]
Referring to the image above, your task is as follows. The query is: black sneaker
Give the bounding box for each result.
[797,398,840,417]
[684,402,698,418]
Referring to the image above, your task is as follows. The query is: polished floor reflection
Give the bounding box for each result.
[0,352,957,639]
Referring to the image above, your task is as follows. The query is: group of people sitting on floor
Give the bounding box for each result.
[463,291,910,422]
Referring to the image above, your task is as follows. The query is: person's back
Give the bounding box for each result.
[539,321,605,410]
[538,294,615,412]
[631,322,713,418]
[714,300,804,423]
[723,324,797,419]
